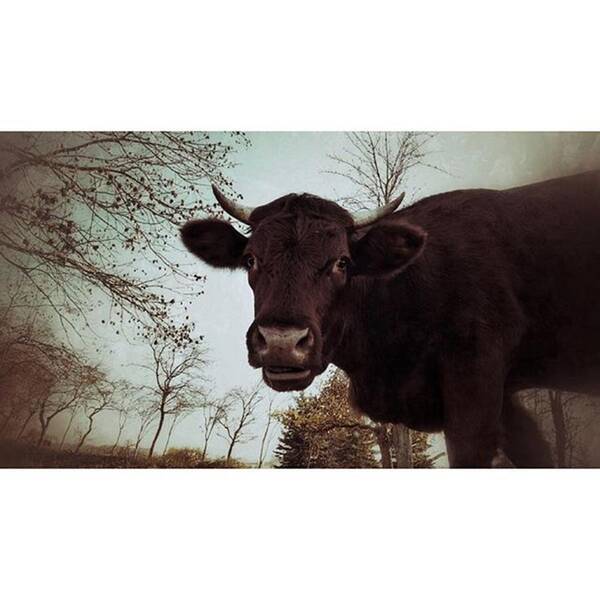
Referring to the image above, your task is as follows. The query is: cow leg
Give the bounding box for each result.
[441,346,505,468]
[445,431,501,468]
[500,394,554,468]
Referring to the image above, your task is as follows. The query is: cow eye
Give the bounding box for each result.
[244,254,256,269]
[335,257,349,272]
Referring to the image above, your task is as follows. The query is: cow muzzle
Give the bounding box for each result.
[248,324,318,390]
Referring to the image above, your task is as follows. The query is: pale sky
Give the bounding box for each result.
[49,132,600,464]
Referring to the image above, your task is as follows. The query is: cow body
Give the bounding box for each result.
[182,171,600,467]
[337,172,600,426]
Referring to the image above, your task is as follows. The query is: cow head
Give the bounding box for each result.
[181,186,426,391]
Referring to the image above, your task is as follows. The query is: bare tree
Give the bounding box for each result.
[327,132,437,467]
[14,373,53,441]
[37,363,100,447]
[132,402,157,459]
[75,378,114,453]
[199,397,230,460]
[0,321,99,447]
[161,392,203,456]
[257,395,276,468]
[0,312,54,438]
[326,132,435,210]
[161,414,181,457]
[109,382,138,454]
[0,314,76,445]
[0,132,247,345]
[1,367,55,441]
[0,384,22,437]
[217,384,263,464]
[58,406,78,450]
[140,337,207,458]
[520,389,593,467]
[0,278,37,382]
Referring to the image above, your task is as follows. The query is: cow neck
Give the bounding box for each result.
[332,261,436,378]
[330,263,443,428]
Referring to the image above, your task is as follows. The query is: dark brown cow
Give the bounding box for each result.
[181,171,600,467]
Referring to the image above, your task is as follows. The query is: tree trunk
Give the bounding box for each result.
[133,433,143,459]
[75,417,94,453]
[16,411,35,440]
[111,425,124,454]
[0,405,17,437]
[148,409,166,458]
[257,429,270,467]
[257,404,274,468]
[133,418,149,458]
[37,420,49,447]
[375,425,392,468]
[59,410,76,450]
[392,424,412,468]
[550,391,567,468]
[201,419,218,460]
[162,415,179,456]
[226,436,236,464]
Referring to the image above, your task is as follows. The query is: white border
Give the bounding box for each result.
[2,470,599,599]
[2,1,599,130]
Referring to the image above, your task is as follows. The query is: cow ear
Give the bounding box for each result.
[350,221,427,277]
[180,219,248,269]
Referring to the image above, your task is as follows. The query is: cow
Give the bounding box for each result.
[181,170,600,467]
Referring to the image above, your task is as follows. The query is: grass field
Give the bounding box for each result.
[0,441,246,469]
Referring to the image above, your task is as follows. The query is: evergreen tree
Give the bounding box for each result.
[274,372,377,468]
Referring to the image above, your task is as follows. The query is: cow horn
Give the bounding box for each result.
[352,192,406,228]
[212,185,253,224]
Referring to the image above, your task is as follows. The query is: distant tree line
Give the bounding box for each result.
[0,306,271,463]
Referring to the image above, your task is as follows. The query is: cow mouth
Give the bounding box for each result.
[262,366,314,391]
[263,366,311,381]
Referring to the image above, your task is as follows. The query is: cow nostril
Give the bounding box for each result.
[255,327,267,351]
[296,328,313,351]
